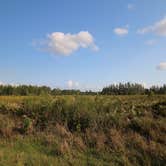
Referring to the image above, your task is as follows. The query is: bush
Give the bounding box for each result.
[22,116,32,134]
[152,102,166,117]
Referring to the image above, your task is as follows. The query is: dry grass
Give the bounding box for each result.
[0,95,165,165]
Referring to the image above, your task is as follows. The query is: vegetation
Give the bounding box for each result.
[0,95,165,165]
[102,83,145,95]
[1,82,166,96]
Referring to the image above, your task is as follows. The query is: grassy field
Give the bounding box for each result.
[0,95,165,166]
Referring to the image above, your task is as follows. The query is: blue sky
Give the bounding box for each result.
[0,0,166,90]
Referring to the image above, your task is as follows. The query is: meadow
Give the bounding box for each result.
[0,95,165,166]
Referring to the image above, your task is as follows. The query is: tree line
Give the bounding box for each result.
[0,83,166,96]
[101,83,166,95]
[0,85,98,96]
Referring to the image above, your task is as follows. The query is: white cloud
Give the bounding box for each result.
[67,80,79,89]
[138,17,166,36]
[75,82,79,87]
[114,27,128,36]
[145,39,157,45]
[67,80,73,88]
[0,81,4,85]
[157,62,166,70]
[127,4,135,10]
[38,31,98,56]
[142,82,148,88]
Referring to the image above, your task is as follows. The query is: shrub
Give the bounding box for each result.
[22,116,32,134]
[152,102,166,117]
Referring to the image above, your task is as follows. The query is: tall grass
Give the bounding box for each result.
[0,95,165,165]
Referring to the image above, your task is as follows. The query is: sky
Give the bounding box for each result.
[0,0,166,90]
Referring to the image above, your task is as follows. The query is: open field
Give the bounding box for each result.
[0,95,165,166]
[1,0,166,165]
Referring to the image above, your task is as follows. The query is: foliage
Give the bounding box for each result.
[102,82,145,95]
[1,83,166,96]
[0,95,165,165]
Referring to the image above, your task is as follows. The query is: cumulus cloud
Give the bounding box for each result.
[67,80,79,89]
[142,82,148,88]
[157,62,166,70]
[127,4,135,10]
[114,27,128,36]
[138,17,166,36]
[37,31,98,56]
